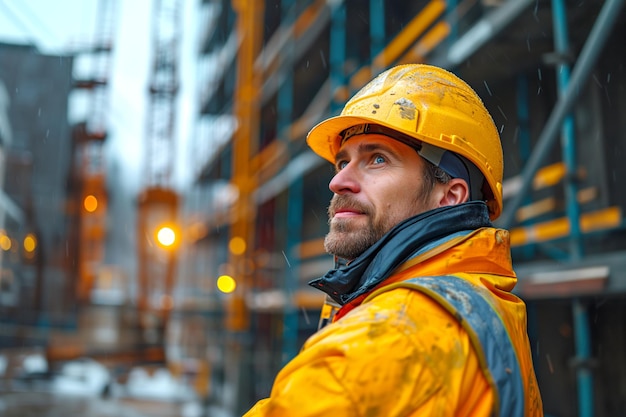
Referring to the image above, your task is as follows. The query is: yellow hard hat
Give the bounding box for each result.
[307,64,503,220]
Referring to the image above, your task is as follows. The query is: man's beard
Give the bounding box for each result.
[323,195,389,261]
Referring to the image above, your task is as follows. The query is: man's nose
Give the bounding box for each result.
[329,162,361,194]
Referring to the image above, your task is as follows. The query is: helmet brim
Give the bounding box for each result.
[307,114,425,163]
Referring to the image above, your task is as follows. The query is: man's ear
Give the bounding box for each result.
[438,178,470,207]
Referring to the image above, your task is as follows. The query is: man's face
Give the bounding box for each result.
[324,134,441,260]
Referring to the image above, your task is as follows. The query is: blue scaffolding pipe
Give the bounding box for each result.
[516,75,531,185]
[551,0,593,414]
[280,0,300,365]
[329,1,347,115]
[573,298,594,417]
[552,0,583,261]
[369,0,385,72]
[498,0,625,229]
[516,74,536,260]
[283,178,303,366]
[446,0,458,44]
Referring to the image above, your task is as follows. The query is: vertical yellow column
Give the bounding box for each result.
[227,0,265,332]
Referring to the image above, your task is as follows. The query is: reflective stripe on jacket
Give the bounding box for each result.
[375,275,525,417]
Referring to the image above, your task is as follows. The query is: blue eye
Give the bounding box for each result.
[337,160,348,170]
[373,155,385,164]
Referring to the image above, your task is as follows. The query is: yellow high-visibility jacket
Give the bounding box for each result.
[245,203,543,416]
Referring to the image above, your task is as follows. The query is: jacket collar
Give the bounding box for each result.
[309,201,492,305]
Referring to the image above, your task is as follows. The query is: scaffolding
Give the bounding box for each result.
[71,0,117,305]
[136,0,181,343]
[193,0,626,415]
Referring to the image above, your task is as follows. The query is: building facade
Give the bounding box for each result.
[186,1,626,416]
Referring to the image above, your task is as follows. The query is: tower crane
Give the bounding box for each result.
[136,0,182,343]
[71,0,117,304]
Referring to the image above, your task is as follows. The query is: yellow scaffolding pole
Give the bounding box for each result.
[510,206,622,246]
[228,0,264,332]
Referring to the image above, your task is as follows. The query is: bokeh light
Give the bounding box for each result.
[217,275,237,293]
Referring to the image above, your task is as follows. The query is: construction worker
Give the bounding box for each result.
[244,64,543,416]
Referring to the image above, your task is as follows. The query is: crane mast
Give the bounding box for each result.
[136,0,181,342]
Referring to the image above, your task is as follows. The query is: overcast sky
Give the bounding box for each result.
[0,0,197,192]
